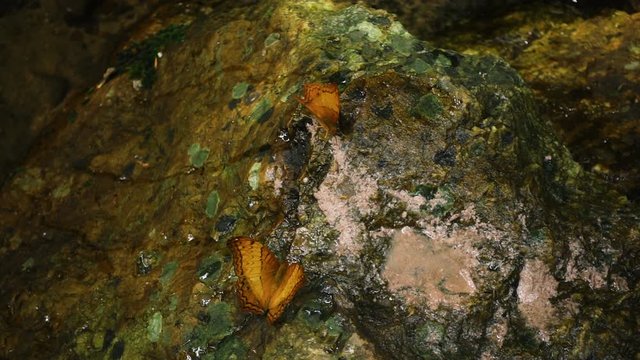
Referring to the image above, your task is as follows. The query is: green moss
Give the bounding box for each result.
[205,190,220,218]
[14,167,44,194]
[624,61,640,70]
[115,24,188,88]
[188,143,210,168]
[74,331,92,356]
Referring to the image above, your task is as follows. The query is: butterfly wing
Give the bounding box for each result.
[236,277,265,315]
[228,237,280,315]
[266,263,305,324]
[228,236,304,324]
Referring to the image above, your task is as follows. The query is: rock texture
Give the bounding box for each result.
[0,0,638,359]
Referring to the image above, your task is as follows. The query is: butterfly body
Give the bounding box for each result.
[296,83,340,136]
[228,236,305,324]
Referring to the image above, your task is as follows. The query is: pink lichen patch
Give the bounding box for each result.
[263,162,284,195]
[487,309,509,348]
[386,189,426,213]
[314,138,378,255]
[565,241,607,289]
[517,259,558,342]
[610,274,629,292]
[382,226,478,309]
[342,333,377,359]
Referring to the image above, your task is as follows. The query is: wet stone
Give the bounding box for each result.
[372,103,393,119]
[0,1,638,359]
[414,93,443,119]
[110,340,125,360]
[231,82,250,100]
[197,255,223,285]
[433,147,456,167]
[136,251,158,276]
[214,215,236,233]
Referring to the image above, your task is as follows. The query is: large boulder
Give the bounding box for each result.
[0,0,638,358]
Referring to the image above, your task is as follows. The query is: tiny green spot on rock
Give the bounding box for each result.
[188,143,210,168]
[248,162,261,190]
[215,337,247,359]
[147,311,163,342]
[264,33,281,47]
[249,98,273,123]
[435,54,452,68]
[408,58,430,74]
[197,255,223,285]
[187,302,236,352]
[231,82,250,99]
[52,177,74,199]
[390,34,413,56]
[352,21,383,42]
[160,261,178,286]
[414,94,443,119]
[205,190,220,218]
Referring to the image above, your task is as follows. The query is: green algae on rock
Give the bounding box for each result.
[147,312,163,342]
[188,143,210,168]
[115,23,189,88]
[160,261,178,286]
[431,4,640,201]
[197,254,223,286]
[231,82,251,100]
[205,190,220,219]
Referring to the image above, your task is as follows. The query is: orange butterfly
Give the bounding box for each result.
[295,83,340,135]
[227,236,305,324]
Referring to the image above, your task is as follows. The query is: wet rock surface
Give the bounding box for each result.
[0,0,171,184]
[0,0,638,359]
[430,3,640,201]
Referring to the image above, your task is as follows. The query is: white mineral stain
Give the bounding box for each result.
[517,259,558,342]
[386,189,426,212]
[314,137,378,255]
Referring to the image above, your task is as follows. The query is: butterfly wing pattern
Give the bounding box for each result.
[227,236,305,324]
[266,262,305,324]
[228,237,276,315]
[296,83,340,135]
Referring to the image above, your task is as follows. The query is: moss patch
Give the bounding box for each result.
[115,24,188,88]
